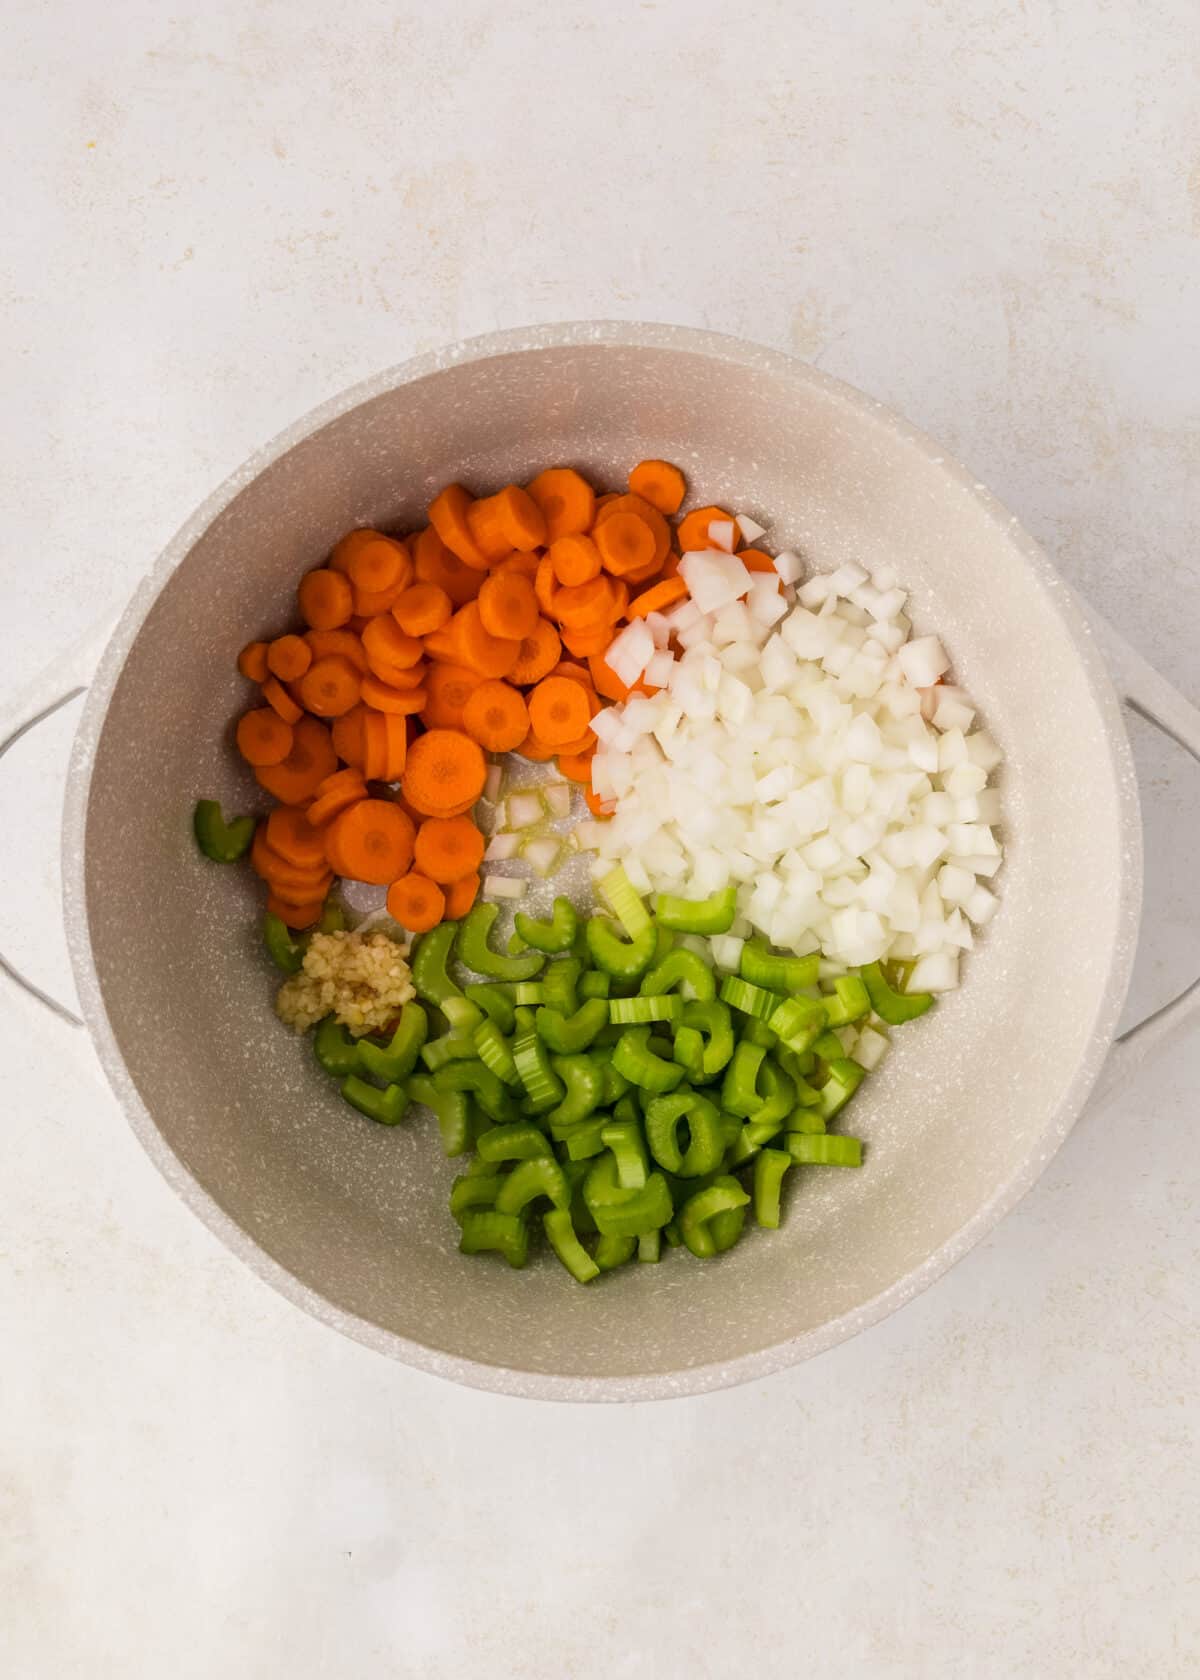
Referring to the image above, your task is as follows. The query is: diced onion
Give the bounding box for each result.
[481,875,526,901]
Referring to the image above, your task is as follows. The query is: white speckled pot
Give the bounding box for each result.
[36,323,1200,1400]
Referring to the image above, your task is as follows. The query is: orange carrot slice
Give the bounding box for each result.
[298,568,355,631]
[386,871,445,932]
[594,510,657,578]
[304,628,367,673]
[444,871,481,919]
[448,600,520,679]
[549,533,602,587]
[403,728,487,816]
[237,641,270,682]
[508,619,561,685]
[527,467,596,541]
[262,677,303,725]
[412,525,484,605]
[306,767,368,828]
[422,662,484,731]
[528,676,591,746]
[676,504,733,552]
[628,459,686,515]
[461,679,530,752]
[413,815,486,884]
[265,893,327,929]
[477,570,539,641]
[236,707,294,767]
[255,716,337,804]
[429,484,490,572]
[557,747,596,784]
[299,655,362,718]
[267,634,313,682]
[324,798,415,885]
[627,576,688,618]
[360,672,426,713]
[391,583,452,638]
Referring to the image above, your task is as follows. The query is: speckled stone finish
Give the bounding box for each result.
[63,323,1148,1401]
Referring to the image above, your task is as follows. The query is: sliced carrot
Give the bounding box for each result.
[331,704,369,769]
[422,663,484,731]
[676,504,733,553]
[306,767,368,828]
[467,484,547,558]
[361,672,427,712]
[360,710,409,781]
[324,798,415,885]
[386,872,445,933]
[347,535,408,598]
[585,787,614,820]
[557,747,596,784]
[255,716,337,804]
[527,467,596,541]
[593,493,671,567]
[450,600,520,679]
[412,525,484,605]
[262,677,303,725]
[528,676,590,746]
[588,652,630,702]
[367,684,425,719]
[461,679,529,752]
[508,618,561,685]
[444,871,481,919]
[534,553,560,617]
[392,582,452,638]
[298,568,355,631]
[364,656,427,690]
[265,893,326,930]
[544,723,596,756]
[265,805,327,868]
[403,728,487,816]
[361,615,424,679]
[551,574,620,629]
[494,551,540,580]
[238,641,270,682]
[465,496,516,565]
[590,492,620,521]
[352,574,410,619]
[562,624,619,658]
[628,459,686,515]
[330,529,383,574]
[236,707,294,767]
[593,510,657,578]
[548,533,602,588]
[251,828,333,899]
[516,727,558,763]
[304,628,367,673]
[421,620,465,665]
[627,576,688,618]
[266,634,312,682]
[477,570,539,641]
[413,815,486,884]
[299,655,362,718]
[549,660,592,687]
[737,548,780,584]
[429,484,490,571]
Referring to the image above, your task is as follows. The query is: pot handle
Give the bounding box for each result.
[0,624,111,1028]
[1088,611,1200,1099]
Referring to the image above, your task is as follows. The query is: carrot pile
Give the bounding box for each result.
[233,457,731,933]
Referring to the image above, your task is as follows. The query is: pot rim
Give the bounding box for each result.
[62,320,1143,1401]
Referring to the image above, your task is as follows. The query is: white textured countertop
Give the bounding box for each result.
[3,3,1198,1674]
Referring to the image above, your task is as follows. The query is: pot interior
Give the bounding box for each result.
[76,334,1132,1390]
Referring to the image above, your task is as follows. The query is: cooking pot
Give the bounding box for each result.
[6,323,1198,1399]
